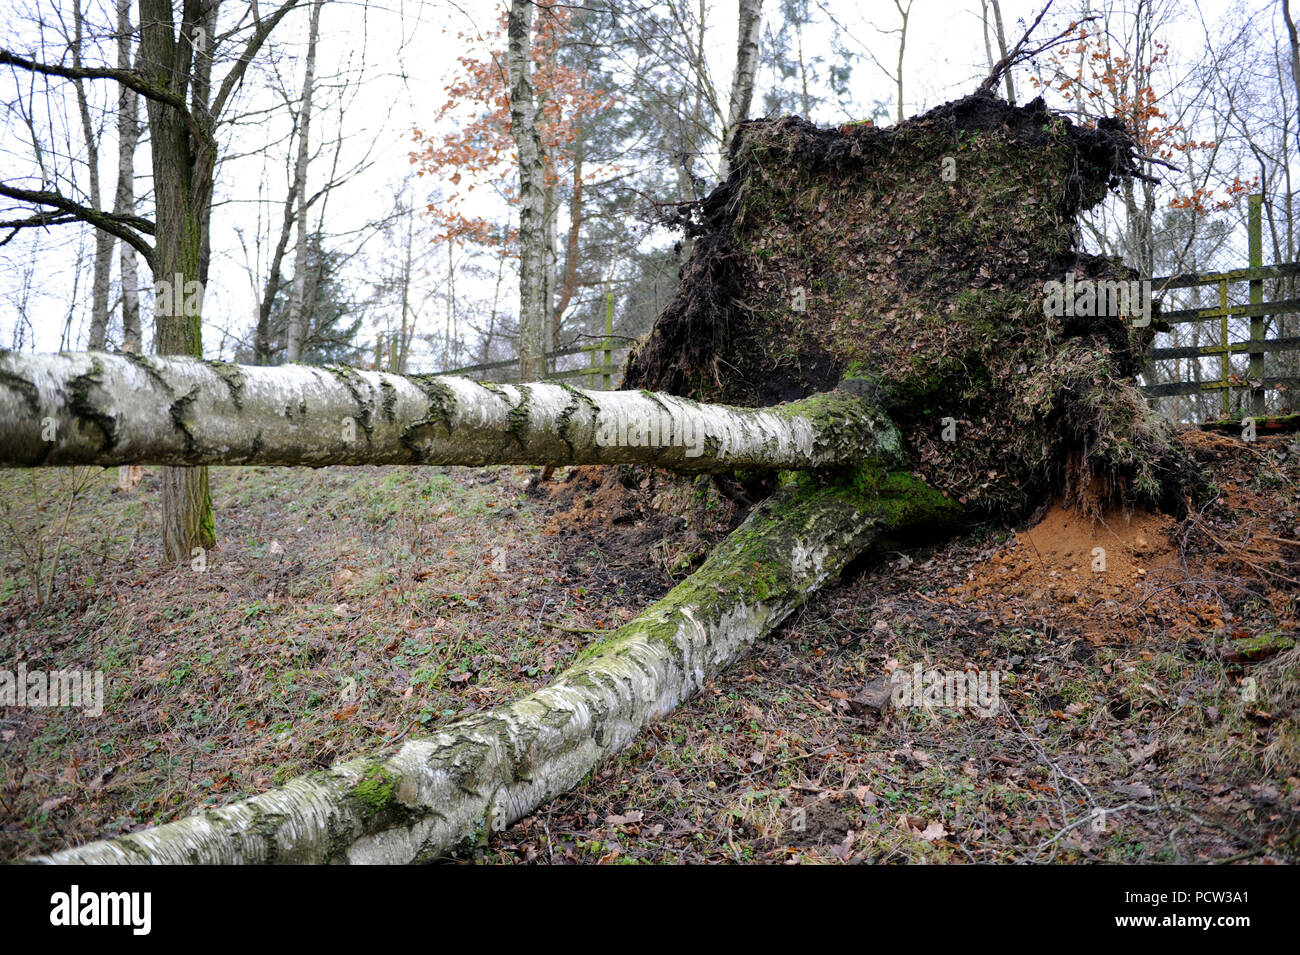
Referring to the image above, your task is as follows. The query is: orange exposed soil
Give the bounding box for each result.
[952,431,1299,645]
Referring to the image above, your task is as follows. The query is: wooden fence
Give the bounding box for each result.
[1141,194,1300,419]
[435,295,629,390]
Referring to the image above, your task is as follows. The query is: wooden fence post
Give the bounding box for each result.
[602,292,614,391]
[1248,194,1264,415]
[1219,278,1230,416]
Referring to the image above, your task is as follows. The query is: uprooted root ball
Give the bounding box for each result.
[625,91,1202,520]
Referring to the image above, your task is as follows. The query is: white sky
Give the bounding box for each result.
[0,0,1261,361]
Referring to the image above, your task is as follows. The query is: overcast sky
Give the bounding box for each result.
[0,0,1258,360]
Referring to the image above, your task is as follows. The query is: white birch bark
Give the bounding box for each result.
[717,0,762,180]
[990,0,1014,105]
[285,0,323,363]
[113,0,141,352]
[508,0,548,381]
[0,352,900,472]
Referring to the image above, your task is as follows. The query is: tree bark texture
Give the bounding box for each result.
[0,352,900,473]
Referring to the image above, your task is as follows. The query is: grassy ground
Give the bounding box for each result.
[1,431,1297,863]
[0,463,654,859]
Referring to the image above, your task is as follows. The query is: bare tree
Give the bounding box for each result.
[1284,0,1300,155]
[0,0,304,560]
[67,0,117,349]
[285,0,322,362]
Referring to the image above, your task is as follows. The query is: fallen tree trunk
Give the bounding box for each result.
[0,351,895,472]
[31,473,957,863]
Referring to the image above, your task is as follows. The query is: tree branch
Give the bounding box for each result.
[210,0,302,121]
[0,210,78,248]
[977,2,1098,97]
[0,184,156,268]
[0,47,188,113]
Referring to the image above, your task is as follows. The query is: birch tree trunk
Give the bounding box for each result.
[111,0,143,492]
[285,0,323,363]
[71,0,115,350]
[30,474,955,865]
[894,0,913,123]
[508,0,549,382]
[990,0,1014,105]
[113,0,141,353]
[717,0,762,180]
[0,352,900,472]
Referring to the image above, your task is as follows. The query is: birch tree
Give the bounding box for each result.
[507,0,549,381]
[113,0,142,352]
[285,0,323,363]
[718,0,762,180]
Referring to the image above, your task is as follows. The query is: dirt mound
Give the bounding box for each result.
[538,466,643,530]
[954,500,1194,642]
[951,431,1299,644]
[529,465,745,604]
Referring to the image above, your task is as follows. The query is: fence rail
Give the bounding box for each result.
[436,341,630,389]
[1142,194,1300,418]
[434,294,629,389]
